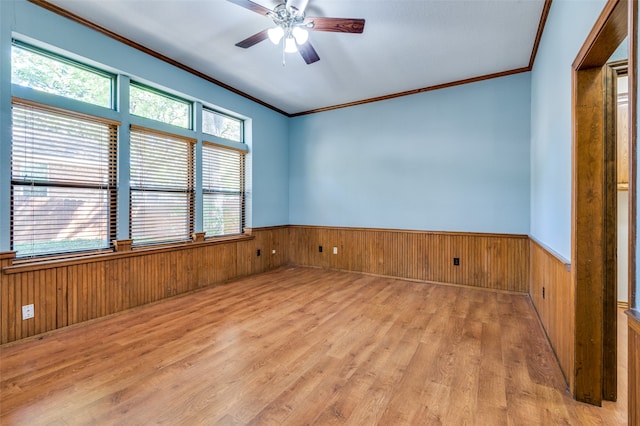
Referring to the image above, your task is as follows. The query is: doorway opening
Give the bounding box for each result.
[613,62,630,315]
[572,0,630,406]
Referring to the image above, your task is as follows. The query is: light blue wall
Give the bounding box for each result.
[289,73,531,234]
[4,0,623,255]
[610,37,628,62]
[0,2,12,250]
[0,0,289,241]
[530,0,607,260]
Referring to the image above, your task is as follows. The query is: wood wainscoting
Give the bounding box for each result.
[529,238,574,393]
[0,226,288,345]
[630,312,640,425]
[288,226,529,293]
[0,225,531,345]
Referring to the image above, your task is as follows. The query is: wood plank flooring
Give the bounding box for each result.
[0,266,628,425]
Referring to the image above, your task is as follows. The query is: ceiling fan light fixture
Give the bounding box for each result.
[292,26,308,45]
[229,0,365,65]
[284,36,298,53]
[268,26,284,44]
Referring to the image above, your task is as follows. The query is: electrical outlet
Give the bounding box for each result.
[272,249,276,254]
[333,247,338,255]
[453,257,460,266]
[319,245,323,253]
[22,304,34,320]
[257,249,261,256]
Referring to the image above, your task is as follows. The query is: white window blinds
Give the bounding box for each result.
[130,127,194,245]
[11,102,117,258]
[202,143,245,237]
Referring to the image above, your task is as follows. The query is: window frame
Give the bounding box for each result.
[129,126,196,246]
[7,39,249,260]
[202,107,244,143]
[11,40,116,110]
[129,81,193,130]
[10,100,119,259]
[201,141,246,238]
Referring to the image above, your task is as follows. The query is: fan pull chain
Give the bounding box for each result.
[282,39,286,66]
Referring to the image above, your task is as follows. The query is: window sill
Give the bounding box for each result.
[2,234,254,274]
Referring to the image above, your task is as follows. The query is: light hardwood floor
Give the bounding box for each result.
[0,266,628,425]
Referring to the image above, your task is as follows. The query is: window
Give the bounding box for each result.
[11,41,114,108]
[130,83,191,129]
[130,127,195,245]
[203,109,242,142]
[202,144,245,237]
[9,40,248,257]
[11,102,117,258]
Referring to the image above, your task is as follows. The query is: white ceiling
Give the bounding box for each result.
[45,0,547,115]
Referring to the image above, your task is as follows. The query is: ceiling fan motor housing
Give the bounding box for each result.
[286,0,309,15]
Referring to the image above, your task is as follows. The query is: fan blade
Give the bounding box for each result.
[235,29,269,48]
[305,17,365,33]
[226,0,272,16]
[298,41,320,64]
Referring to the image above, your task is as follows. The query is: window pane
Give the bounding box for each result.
[12,107,115,186]
[204,193,243,236]
[13,187,111,257]
[130,128,194,245]
[130,84,191,129]
[11,43,113,108]
[202,144,244,237]
[203,109,242,142]
[11,103,116,258]
[131,191,191,245]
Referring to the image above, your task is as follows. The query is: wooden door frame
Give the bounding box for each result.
[572,0,629,405]
[627,0,639,422]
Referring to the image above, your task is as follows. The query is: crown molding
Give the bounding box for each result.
[28,0,552,117]
[27,0,290,117]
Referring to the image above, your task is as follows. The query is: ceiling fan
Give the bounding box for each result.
[227,0,365,65]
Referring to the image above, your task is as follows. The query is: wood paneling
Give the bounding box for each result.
[237,227,289,277]
[0,227,288,345]
[629,313,640,425]
[529,238,574,393]
[1,225,529,345]
[288,226,529,293]
[0,267,626,424]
